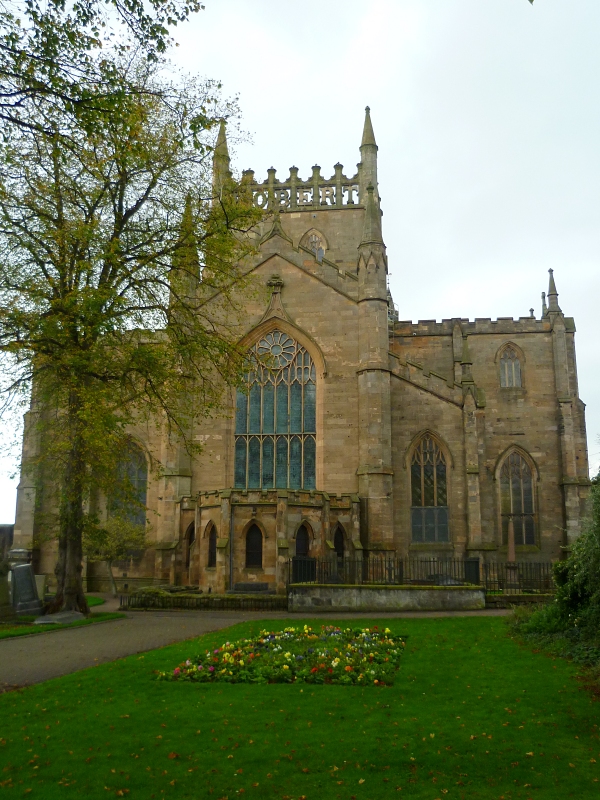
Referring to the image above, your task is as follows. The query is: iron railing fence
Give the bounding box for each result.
[289,557,556,594]
[482,561,555,595]
[122,592,288,612]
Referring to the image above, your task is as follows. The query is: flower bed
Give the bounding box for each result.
[157,625,405,686]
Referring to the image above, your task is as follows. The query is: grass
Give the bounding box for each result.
[0,616,599,799]
[0,611,124,640]
[86,596,106,608]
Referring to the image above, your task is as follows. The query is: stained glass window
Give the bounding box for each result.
[500,346,522,388]
[411,435,449,543]
[500,452,536,546]
[235,331,317,490]
[246,524,263,568]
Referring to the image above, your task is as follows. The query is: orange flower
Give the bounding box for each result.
[344,666,353,672]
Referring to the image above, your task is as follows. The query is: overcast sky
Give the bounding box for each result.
[1,0,599,521]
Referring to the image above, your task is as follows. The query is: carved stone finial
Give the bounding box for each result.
[267,273,284,291]
[530,308,535,318]
[541,291,548,317]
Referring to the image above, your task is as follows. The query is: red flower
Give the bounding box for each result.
[310,667,318,674]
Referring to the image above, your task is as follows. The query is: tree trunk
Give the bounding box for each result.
[107,560,118,597]
[50,390,90,616]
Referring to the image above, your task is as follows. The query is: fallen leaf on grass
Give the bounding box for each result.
[168,753,179,760]
[358,779,365,784]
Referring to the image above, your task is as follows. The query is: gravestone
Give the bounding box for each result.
[11,563,43,616]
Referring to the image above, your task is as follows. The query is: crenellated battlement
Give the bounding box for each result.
[242,163,364,212]
[391,316,575,337]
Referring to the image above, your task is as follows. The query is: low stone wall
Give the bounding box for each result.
[288,584,485,612]
[485,593,554,609]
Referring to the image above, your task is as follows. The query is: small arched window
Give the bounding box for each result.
[410,435,449,543]
[500,451,536,546]
[500,346,522,388]
[207,524,217,568]
[245,524,263,568]
[333,524,345,559]
[300,229,327,263]
[296,524,310,557]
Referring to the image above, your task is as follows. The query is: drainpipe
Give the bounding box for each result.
[229,500,234,591]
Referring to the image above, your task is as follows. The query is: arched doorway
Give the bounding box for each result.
[245,524,263,568]
[292,522,316,583]
[333,524,345,560]
[296,523,310,557]
[206,523,217,568]
[184,522,196,584]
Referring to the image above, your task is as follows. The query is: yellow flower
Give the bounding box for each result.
[283,665,289,670]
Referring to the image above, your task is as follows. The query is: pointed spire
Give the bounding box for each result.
[360,185,383,246]
[215,119,230,161]
[361,106,377,149]
[213,119,231,193]
[547,269,561,312]
[170,195,199,308]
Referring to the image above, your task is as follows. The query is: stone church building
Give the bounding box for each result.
[13,109,591,593]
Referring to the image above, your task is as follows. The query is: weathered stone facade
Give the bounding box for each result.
[13,109,591,592]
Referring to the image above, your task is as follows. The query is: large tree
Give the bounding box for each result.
[0,54,262,613]
[0,0,204,134]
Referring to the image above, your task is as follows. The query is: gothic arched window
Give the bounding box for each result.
[207,524,217,568]
[113,443,147,526]
[235,330,316,490]
[296,524,310,557]
[500,346,522,388]
[500,451,536,546]
[410,435,449,543]
[245,524,263,568]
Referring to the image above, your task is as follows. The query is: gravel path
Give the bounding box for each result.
[0,596,509,689]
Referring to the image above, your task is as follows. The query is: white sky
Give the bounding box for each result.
[1,0,599,521]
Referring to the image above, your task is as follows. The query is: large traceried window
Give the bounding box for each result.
[410,435,449,543]
[234,330,316,490]
[500,346,522,388]
[112,443,148,526]
[500,451,536,546]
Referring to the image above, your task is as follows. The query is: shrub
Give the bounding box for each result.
[553,476,600,627]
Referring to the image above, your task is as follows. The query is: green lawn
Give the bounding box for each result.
[0,612,124,640]
[0,616,598,799]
